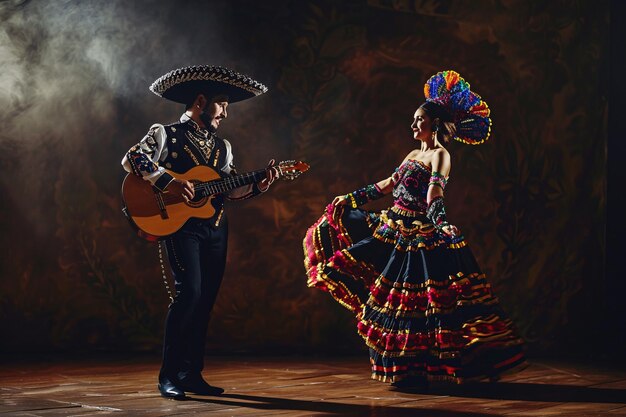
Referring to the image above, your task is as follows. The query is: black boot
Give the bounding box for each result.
[176,374,224,396]
[158,375,186,400]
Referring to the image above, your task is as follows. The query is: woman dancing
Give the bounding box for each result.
[303,70,526,388]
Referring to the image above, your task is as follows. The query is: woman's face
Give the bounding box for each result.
[410,107,433,141]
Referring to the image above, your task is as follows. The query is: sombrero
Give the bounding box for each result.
[149,65,268,104]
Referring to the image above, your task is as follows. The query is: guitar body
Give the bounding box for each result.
[122,165,221,239]
[122,160,309,241]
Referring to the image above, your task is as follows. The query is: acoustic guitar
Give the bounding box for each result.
[122,160,309,240]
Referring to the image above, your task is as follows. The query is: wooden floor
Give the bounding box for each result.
[1,356,625,416]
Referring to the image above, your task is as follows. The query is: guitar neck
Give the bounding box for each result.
[195,169,266,196]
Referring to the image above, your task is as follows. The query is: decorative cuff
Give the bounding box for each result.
[346,184,384,208]
[154,172,175,192]
[426,195,450,231]
[428,171,448,190]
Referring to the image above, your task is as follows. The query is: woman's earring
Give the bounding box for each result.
[432,124,439,141]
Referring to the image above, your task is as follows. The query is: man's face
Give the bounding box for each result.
[205,96,229,130]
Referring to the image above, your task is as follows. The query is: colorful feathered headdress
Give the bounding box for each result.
[423,70,491,145]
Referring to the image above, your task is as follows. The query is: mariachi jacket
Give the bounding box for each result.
[121,114,264,226]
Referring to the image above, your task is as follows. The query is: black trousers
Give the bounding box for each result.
[160,218,228,380]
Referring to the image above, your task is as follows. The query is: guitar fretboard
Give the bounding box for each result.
[194,169,267,197]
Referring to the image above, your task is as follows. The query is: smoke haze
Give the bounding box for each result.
[0,0,230,142]
[0,0,244,236]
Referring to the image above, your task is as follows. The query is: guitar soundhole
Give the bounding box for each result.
[187,194,208,208]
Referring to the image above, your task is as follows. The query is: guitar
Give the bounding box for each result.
[122,160,309,240]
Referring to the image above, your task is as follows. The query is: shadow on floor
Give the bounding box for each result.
[407,381,626,404]
[187,392,495,417]
[184,381,626,416]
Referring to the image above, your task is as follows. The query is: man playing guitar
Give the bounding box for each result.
[121,66,279,400]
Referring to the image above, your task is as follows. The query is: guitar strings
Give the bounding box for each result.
[159,170,266,204]
[158,163,302,203]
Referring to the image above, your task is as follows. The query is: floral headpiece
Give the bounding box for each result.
[423,70,491,145]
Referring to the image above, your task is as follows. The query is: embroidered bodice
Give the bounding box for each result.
[392,160,433,213]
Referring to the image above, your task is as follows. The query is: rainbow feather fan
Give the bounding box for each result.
[424,70,491,145]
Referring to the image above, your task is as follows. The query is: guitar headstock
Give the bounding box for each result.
[277,160,310,181]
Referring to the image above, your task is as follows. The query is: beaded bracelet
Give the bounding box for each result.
[345,184,384,208]
[428,171,448,190]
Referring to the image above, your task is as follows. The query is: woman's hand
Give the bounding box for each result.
[441,224,460,237]
[332,195,350,206]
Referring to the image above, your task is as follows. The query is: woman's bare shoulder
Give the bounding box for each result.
[433,147,450,157]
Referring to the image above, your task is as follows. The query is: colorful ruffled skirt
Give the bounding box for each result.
[303,204,526,383]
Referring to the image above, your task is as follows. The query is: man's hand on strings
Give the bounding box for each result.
[167,178,195,201]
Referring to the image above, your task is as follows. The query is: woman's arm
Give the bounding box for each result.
[332,157,405,207]
[426,149,459,236]
[426,149,450,204]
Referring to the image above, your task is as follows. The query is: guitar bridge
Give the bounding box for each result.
[155,190,169,219]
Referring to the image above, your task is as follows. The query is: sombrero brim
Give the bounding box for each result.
[150,65,268,104]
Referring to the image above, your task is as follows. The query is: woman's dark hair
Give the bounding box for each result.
[420,101,456,144]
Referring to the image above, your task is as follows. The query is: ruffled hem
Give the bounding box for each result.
[371,357,529,384]
[357,312,523,355]
[369,341,527,383]
[304,205,380,312]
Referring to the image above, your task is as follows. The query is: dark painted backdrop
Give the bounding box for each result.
[0,0,616,359]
